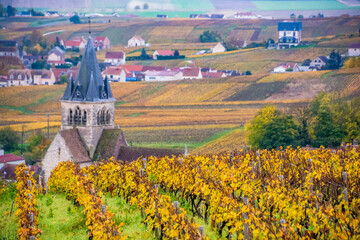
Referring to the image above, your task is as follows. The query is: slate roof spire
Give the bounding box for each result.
[61,37,115,102]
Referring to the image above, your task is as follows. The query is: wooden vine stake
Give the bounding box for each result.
[198,226,205,239]
[342,172,348,203]
[242,196,250,240]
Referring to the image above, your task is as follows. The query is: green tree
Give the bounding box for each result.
[261,115,298,149]
[143,3,149,9]
[246,105,280,148]
[69,15,81,24]
[294,106,312,146]
[31,60,47,69]
[200,31,222,43]
[302,58,311,66]
[0,4,4,17]
[245,70,252,75]
[6,5,16,17]
[298,14,304,19]
[0,127,20,151]
[326,50,342,70]
[59,75,68,84]
[174,49,180,57]
[140,48,149,59]
[313,105,344,147]
[24,134,51,165]
[290,13,296,19]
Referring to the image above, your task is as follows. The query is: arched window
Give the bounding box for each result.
[69,109,73,124]
[97,111,101,125]
[74,107,81,124]
[82,110,87,125]
[101,108,106,124]
[106,110,110,124]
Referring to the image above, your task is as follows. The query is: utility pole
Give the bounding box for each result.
[21,125,24,155]
[46,113,50,139]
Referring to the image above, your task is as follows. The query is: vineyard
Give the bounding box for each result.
[6,146,360,239]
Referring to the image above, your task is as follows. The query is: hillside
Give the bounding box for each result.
[1,0,359,12]
[0,68,359,153]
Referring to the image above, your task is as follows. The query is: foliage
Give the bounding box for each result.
[224,36,246,51]
[31,60,47,70]
[6,5,16,17]
[245,70,252,75]
[59,75,68,84]
[143,3,149,9]
[69,15,81,24]
[326,50,343,70]
[290,13,296,19]
[302,58,312,66]
[200,31,222,43]
[0,4,4,17]
[298,14,304,19]
[15,163,42,239]
[24,134,51,165]
[48,161,126,239]
[0,127,20,151]
[244,42,266,49]
[29,8,44,16]
[246,105,280,148]
[343,56,360,69]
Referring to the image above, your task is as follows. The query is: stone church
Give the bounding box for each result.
[42,36,180,182]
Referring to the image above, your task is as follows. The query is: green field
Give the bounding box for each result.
[252,0,358,10]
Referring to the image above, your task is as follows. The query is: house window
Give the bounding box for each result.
[10,74,13,79]
[18,75,21,80]
[82,110,87,125]
[283,32,286,36]
[74,107,82,124]
[293,32,295,36]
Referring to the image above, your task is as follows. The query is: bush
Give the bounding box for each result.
[70,15,81,24]
[0,127,19,152]
[200,31,222,43]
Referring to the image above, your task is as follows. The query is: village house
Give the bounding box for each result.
[273,63,300,73]
[94,36,110,50]
[32,69,56,85]
[202,71,226,78]
[182,67,202,79]
[47,47,65,66]
[45,11,59,17]
[310,56,328,69]
[64,39,86,51]
[211,42,226,53]
[0,76,8,87]
[153,50,174,60]
[102,66,132,82]
[144,70,183,81]
[0,153,25,169]
[22,55,39,68]
[234,12,258,19]
[104,51,126,66]
[278,22,302,48]
[0,40,19,57]
[211,14,225,19]
[8,69,32,86]
[128,36,146,47]
[348,43,360,56]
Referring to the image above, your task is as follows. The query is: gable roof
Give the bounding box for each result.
[123,65,144,72]
[61,37,114,102]
[95,36,108,42]
[49,46,64,56]
[142,66,166,72]
[202,71,225,78]
[278,22,302,31]
[145,70,181,77]
[182,67,201,77]
[130,35,144,41]
[318,56,328,63]
[278,63,298,69]
[60,129,92,163]
[0,153,25,163]
[93,129,128,161]
[155,50,174,56]
[105,51,124,59]
[349,43,360,49]
[8,69,32,80]
[64,40,82,47]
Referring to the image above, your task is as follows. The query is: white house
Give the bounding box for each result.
[234,12,258,19]
[0,153,25,169]
[102,66,132,82]
[348,43,360,57]
[182,67,202,79]
[153,50,174,60]
[211,43,226,53]
[32,70,56,85]
[8,69,32,86]
[48,47,65,66]
[310,56,328,69]
[128,36,146,47]
[278,22,302,48]
[104,52,126,66]
[273,63,300,73]
[144,70,183,81]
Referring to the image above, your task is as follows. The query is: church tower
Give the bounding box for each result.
[60,37,115,157]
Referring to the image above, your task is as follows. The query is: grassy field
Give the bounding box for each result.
[252,0,355,10]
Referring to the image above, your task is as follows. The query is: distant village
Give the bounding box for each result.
[0,20,359,87]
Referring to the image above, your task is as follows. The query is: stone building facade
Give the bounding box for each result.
[42,36,127,182]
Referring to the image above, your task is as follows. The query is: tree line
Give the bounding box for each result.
[247,92,360,149]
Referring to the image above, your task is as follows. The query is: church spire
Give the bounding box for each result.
[61,36,115,102]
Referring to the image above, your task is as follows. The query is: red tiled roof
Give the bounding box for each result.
[349,43,360,48]
[0,153,25,163]
[202,72,225,78]
[95,36,107,41]
[65,40,82,47]
[51,68,69,80]
[105,51,124,59]
[155,50,174,56]
[123,65,144,72]
[142,66,166,71]
[103,66,128,75]
[182,67,201,77]
[278,63,297,69]
[133,35,144,41]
